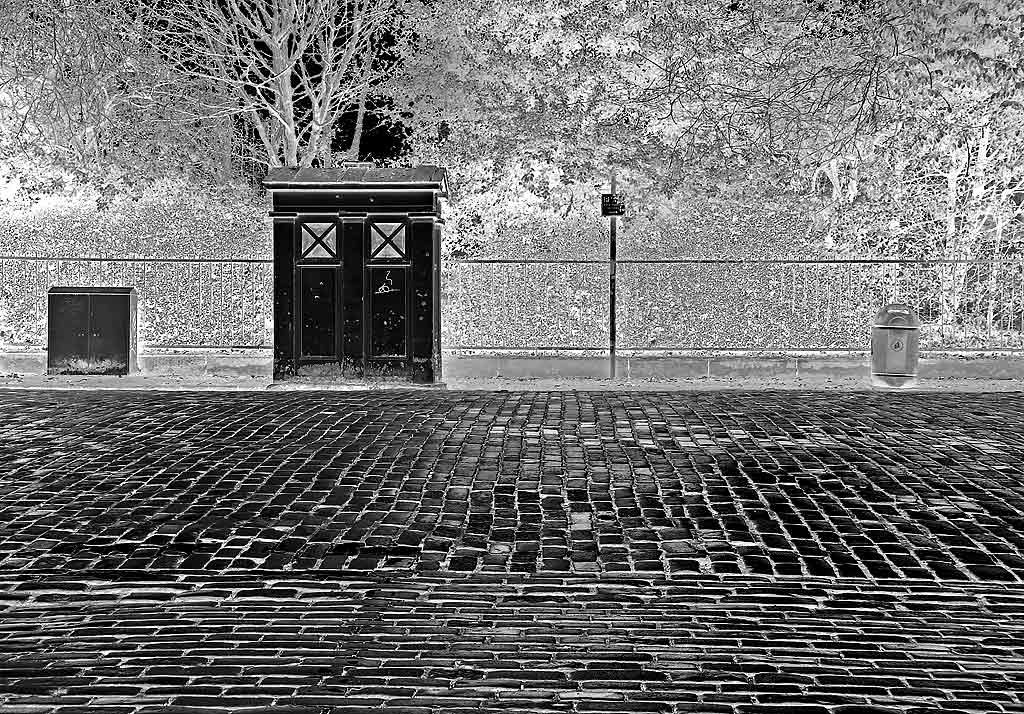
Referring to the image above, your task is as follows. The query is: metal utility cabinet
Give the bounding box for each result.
[47,287,137,375]
[263,165,448,383]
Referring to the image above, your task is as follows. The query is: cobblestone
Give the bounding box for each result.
[1,390,1023,582]
[1,389,1023,711]
[0,573,1022,712]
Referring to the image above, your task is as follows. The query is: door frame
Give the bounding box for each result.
[292,215,343,375]
[294,264,343,366]
[363,214,413,375]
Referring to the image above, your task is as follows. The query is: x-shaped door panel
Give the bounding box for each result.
[300,221,337,259]
[369,221,406,260]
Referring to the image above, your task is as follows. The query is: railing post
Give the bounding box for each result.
[609,172,617,379]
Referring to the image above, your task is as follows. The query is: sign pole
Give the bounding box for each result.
[609,172,617,379]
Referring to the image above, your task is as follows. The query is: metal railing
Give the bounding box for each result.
[5,254,1022,354]
[441,258,1024,353]
[0,256,273,347]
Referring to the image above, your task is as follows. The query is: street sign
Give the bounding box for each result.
[601,193,625,216]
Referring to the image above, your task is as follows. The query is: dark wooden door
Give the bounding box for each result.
[47,294,89,372]
[367,266,409,365]
[88,294,129,374]
[48,290,130,375]
[298,267,338,359]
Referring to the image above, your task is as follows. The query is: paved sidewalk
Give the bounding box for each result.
[0,374,273,391]
[1,389,1023,712]
[445,375,1024,392]
[2,372,1024,392]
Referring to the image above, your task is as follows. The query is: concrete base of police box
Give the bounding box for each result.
[441,350,1024,382]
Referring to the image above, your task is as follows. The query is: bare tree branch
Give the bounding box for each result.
[142,0,403,168]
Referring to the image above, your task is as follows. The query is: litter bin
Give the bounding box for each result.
[871,303,921,388]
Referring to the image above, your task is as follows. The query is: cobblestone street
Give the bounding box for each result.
[1,389,1023,712]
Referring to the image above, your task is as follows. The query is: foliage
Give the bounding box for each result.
[0,0,234,188]
[813,0,1024,329]
[430,144,828,260]
[436,158,605,258]
[390,0,908,190]
[618,190,832,260]
[0,177,267,259]
[390,0,917,265]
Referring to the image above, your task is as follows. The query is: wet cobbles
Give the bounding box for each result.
[0,390,1022,582]
[2,389,1024,712]
[0,572,1022,712]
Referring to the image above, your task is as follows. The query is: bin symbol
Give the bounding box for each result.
[871,303,921,388]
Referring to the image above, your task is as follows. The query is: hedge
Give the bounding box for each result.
[0,179,268,260]
[0,180,271,347]
[0,258,272,347]
[3,179,1022,352]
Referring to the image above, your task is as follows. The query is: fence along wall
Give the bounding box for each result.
[442,259,1024,353]
[12,257,1018,353]
[3,256,1023,378]
[0,257,273,375]
[442,261,609,350]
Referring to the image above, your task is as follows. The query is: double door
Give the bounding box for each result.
[295,217,412,377]
[47,287,135,375]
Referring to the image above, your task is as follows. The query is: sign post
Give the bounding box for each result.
[601,177,624,379]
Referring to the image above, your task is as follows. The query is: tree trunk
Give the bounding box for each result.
[273,47,299,167]
[283,121,299,167]
[248,110,282,168]
[986,211,1003,341]
[940,147,969,342]
[221,119,235,182]
[320,119,335,168]
[346,90,368,161]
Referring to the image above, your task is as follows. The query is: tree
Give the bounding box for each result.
[388,0,906,189]
[815,0,1024,338]
[0,0,251,199]
[148,0,407,169]
[378,0,911,261]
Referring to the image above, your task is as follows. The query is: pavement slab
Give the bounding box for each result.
[4,373,1024,392]
[0,389,1023,712]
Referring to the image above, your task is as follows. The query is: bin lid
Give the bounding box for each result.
[874,303,921,328]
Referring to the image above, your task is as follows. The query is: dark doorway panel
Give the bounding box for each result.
[47,293,90,369]
[369,267,407,358]
[299,268,337,358]
[47,287,137,375]
[89,294,130,367]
